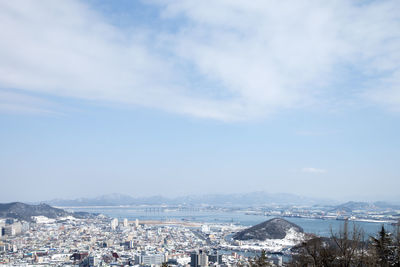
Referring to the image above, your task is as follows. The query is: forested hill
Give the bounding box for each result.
[0,202,93,222]
[233,217,304,240]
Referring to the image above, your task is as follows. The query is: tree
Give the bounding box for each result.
[287,220,369,267]
[394,221,400,267]
[287,236,337,267]
[330,220,366,267]
[250,250,272,267]
[370,225,395,267]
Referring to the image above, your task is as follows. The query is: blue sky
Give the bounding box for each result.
[0,0,399,202]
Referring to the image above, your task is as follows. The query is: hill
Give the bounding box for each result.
[233,217,304,240]
[331,201,400,213]
[0,202,94,222]
[331,201,373,212]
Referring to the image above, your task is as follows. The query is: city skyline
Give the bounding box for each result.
[1,0,400,202]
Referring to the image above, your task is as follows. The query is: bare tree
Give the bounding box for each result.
[287,220,370,267]
[330,220,365,267]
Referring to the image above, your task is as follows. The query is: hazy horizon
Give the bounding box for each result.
[1,1,399,204]
[1,191,400,205]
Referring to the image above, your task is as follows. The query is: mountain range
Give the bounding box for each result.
[44,192,335,207]
[41,193,400,212]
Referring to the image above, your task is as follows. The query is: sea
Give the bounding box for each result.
[65,206,396,238]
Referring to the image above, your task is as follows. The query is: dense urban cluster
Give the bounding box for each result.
[0,215,277,266]
[1,201,400,267]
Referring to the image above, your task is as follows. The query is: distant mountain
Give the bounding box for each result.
[45,192,334,207]
[334,201,373,211]
[0,202,94,222]
[233,218,304,240]
[46,193,170,207]
[331,201,400,212]
[373,201,400,210]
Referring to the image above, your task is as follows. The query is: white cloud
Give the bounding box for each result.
[301,168,326,174]
[0,0,400,120]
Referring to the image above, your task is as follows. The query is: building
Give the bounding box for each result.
[0,242,6,252]
[201,224,210,233]
[190,251,198,267]
[3,222,22,236]
[135,253,164,265]
[88,255,99,267]
[101,240,113,248]
[123,218,128,227]
[21,222,29,232]
[190,250,209,267]
[122,240,135,249]
[208,250,222,265]
[127,240,134,249]
[3,226,15,236]
[110,218,118,230]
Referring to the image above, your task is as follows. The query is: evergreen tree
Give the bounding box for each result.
[392,221,400,267]
[250,250,272,267]
[370,225,394,267]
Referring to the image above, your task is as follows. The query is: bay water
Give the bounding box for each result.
[66,206,395,238]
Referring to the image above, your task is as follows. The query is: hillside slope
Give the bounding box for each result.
[0,202,93,222]
[233,218,304,240]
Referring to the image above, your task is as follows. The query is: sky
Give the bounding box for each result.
[0,0,400,203]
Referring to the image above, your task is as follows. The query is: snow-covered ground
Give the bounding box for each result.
[32,215,79,223]
[32,216,56,224]
[223,227,305,253]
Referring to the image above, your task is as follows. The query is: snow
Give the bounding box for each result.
[32,216,56,224]
[223,227,305,253]
[58,216,79,221]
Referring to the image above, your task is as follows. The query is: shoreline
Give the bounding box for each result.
[62,206,398,227]
[131,219,202,227]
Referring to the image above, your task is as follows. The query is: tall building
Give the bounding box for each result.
[3,223,22,236]
[135,218,139,227]
[0,242,6,252]
[110,218,118,230]
[190,252,198,267]
[123,218,128,227]
[0,220,4,239]
[190,250,209,267]
[208,250,223,265]
[199,252,208,267]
